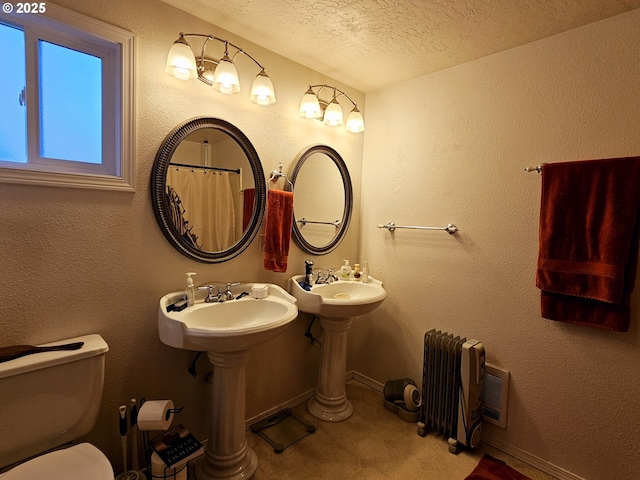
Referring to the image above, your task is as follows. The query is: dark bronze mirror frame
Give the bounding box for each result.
[151,117,266,263]
[288,145,353,255]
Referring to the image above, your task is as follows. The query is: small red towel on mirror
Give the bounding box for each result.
[536,156,640,331]
[263,190,294,272]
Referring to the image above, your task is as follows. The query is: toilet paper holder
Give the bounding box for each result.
[165,406,183,420]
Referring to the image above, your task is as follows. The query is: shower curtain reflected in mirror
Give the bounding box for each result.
[167,167,237,252]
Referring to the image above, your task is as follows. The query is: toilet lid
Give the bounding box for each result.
[1,443,113,480]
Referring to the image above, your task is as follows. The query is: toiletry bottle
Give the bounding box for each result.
[352,264,362,281]
[362,259,369,283]
[185,272,196,307]
[304,260,314,287]
[340,260,351,280]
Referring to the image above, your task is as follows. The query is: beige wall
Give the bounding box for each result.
[355,9,640,480]
[0,0,363,471]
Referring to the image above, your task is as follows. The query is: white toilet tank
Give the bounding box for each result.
[0,334,109,469]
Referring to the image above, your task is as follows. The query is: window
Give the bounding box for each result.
[0,4,135,190]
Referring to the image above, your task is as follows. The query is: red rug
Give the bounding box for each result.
[465,454,532,480]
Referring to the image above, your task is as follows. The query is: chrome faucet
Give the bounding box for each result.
[198,282,240,303]
[221,282,241,301]
[315,269,338,284]
[198,285,221,303]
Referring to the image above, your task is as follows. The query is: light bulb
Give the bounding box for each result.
[323,99,343,126]
[212,54,240,94]
[299,88,322,119]
[165,36,197,80]
[345,107,365,133]
[250,71,276,105]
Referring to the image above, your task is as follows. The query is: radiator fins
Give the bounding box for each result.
[418,329,485,453]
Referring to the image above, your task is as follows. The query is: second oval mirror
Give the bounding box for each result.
[289,145,353,254]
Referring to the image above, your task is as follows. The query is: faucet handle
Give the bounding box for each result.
[224,282,241,300]
[197,285,217,303]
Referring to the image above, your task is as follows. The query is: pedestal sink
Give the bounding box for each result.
[288,275,386,422]
[158,283,297,480]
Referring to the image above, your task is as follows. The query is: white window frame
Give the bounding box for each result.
[0,3,135,191]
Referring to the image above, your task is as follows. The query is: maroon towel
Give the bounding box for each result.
[263,190,294,272]
[465,455,531,480]
[536,156,640,331]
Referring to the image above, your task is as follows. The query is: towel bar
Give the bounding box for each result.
[269,162,293,189]
[524,164,545,174]
[377,222,459,234]
[297,218,341,228]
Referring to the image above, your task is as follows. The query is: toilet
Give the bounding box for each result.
[0,334,114,479]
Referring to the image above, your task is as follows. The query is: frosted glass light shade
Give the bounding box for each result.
[299,90,322,119]
[323,99,343,126]
[250,71,276,105]
[212,55,240,94]
[165,39,197,80]
[345,108,365,133]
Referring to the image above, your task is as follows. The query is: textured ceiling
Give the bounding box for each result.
[160,0,640,93]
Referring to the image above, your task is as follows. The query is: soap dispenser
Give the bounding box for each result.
[340,260,351,280]
[352,263,362,281]
[185,272,196,307]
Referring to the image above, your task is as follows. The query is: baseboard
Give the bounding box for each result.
[482,433,585,480]
[245,388,316,428]
[244,371,380,429]
[348,370,384,392]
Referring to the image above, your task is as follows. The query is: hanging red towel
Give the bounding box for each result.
[536,156,640,331]
[263,189,294,272]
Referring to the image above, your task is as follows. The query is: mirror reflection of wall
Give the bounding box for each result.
[293,152,345,247]
[166,129,254,252]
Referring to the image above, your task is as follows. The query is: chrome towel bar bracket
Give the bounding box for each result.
[377,222,459,234]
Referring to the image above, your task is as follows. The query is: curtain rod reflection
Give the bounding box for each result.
[297,217,341,228]
[171,162,240,174]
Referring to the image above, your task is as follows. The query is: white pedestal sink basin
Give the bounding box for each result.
[288,275,386,422]
[158,283,297,480]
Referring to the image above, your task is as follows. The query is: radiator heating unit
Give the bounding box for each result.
[418,329,485,453]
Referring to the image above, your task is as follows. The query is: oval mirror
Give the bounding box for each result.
[151,117,266,263]
[289,145,353,254]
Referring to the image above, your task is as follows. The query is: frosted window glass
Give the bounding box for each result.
[0,23,27,163]
[39,40,102,164]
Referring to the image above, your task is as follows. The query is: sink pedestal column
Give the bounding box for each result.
[308,316,354,422]
[195,350,257,480]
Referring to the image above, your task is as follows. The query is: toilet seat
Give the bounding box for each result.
[0,443,113,480]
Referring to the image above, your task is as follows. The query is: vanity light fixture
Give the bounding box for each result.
[165,33,276,105]
[299,85,365,133]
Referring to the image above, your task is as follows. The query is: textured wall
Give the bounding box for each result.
[0,0,363,472]
[355,9,640,480]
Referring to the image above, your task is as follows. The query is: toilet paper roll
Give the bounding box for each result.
[151,452,187,480]
[137,400,174,431]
